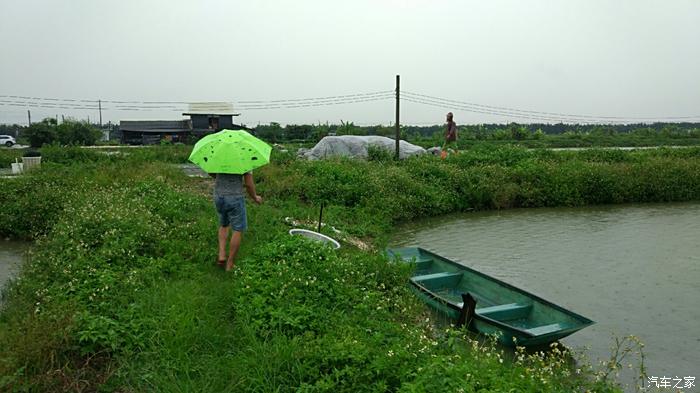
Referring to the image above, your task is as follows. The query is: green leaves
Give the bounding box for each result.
[0,145,680,391]
[22,118,102,147]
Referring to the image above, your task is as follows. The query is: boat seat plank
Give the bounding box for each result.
[476,303,532,320]
[414,259,432,270]
[524,323,569,336]
[412,272,462,282]
[411,272,463,289]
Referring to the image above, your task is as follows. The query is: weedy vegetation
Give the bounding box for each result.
[2,143,697,391]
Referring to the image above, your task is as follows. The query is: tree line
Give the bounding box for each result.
[1,118,104,147]
[2,119,699,146]
[254,121,700,143]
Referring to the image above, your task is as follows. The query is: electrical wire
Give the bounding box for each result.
[402,96,581,123]
[403,91,700,122]
[0,91,395,115]
[237,90,394,104]
[237,95,394,110]
[0,90,395,108]
[2,89,699,124]
[404,96,648,124]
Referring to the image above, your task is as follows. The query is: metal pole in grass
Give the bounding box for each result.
[395,74,400,160]
[317,202,324,233]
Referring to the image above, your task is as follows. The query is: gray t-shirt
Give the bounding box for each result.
[214,173,245,197]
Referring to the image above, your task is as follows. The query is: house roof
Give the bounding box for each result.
[182,102,240,116]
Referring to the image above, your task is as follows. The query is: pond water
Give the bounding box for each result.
[0,240,28,295]
[391,203,700,387]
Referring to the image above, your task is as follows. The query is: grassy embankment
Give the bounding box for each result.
[408,131,700,149]
[2,144,699,391]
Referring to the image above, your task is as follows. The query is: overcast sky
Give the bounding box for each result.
[1,0,699,126]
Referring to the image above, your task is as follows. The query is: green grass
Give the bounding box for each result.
[408,129,700,149]
[3,145,692,391]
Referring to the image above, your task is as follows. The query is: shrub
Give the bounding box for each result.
[57,121,102,146]
[367,145,393,162]
[24,118,58,147]
[1,145,689,391]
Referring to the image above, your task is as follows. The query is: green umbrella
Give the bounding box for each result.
[188,129,272,174]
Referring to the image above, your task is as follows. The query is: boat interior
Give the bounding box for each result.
[391,247,584,336]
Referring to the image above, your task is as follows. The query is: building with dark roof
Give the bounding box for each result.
[119,120,191,145]
[119,103,242,145]
[183,102,240,139]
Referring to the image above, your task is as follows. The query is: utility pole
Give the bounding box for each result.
[27,110,31,126]
[98,99,102,127]
[394,74,400,160]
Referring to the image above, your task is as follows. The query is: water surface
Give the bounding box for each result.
[392,203,700,385]
[0,240,27,295]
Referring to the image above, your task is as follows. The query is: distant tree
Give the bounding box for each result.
[311,123,330,142]
[591,126,615,136]
[457,126,476,140]
[57,120,102,145]
[0,124,24,137]
[286,124,314,140]
[509,123,530,140]
[492,128,510,140]
[24,118,58,147]
[661,125,682,137]
[335,121,367,136]
[374,125,395,137]
[254,122,283,142]
[632,127,655,137]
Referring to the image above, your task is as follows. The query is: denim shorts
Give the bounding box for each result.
[214,195,247,231]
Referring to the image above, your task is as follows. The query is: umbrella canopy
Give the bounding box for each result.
[188,129,272,174]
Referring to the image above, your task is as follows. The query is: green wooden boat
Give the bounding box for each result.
[387,247,594,347]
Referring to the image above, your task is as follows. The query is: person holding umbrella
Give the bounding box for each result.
[188,129,272,271]
[212,172,262,270]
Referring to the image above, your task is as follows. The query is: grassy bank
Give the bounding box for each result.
[3,145,697,391]
[409,132,700,149]
[258,145,700,242]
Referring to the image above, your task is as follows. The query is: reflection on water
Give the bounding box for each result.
[392,203,700,386]
[0,240,28,294]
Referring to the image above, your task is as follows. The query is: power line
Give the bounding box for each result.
[0,100,100,110]
[238,90,394,104]
[403,96,693,124]
[237,93,394,108]
[0,102,170,112]
[238,95,394,110]
[0,91,395,115]
[0,90,394,107]
[403,91,700,122]
[402,96,625,124]
[2,89,699,124]
[402,96,581,123]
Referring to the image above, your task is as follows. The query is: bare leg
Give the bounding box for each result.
[218,226,230,262]
[226,231,243,271]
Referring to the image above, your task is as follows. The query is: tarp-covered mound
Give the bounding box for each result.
[299,135,426,160]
